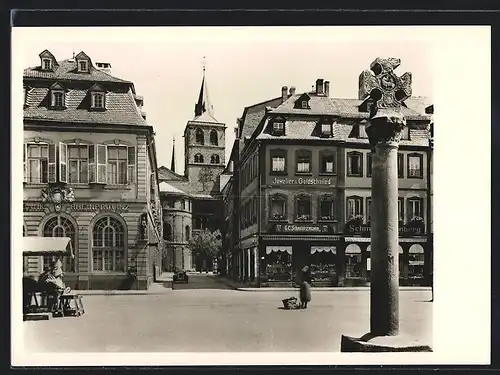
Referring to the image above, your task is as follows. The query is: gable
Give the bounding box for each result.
[75,51,91,61]
[39,49,55,60]
[49,82,66,91]
[89,83,107,92]
[294,93,311,109]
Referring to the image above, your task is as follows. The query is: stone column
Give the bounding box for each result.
[253,247,258,281]
[247,249,251,282]
[369,115,403,336]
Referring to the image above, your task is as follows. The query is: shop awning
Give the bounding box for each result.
[266,246,292,255]
[311,246,336,254]
[409,244,425,254]
[23,237,73,258]
[367,245,403,253]
[345,244,361,254]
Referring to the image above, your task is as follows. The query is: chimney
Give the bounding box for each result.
[228,160,234,173]
[95,62,112,74]
[281,86,288,103]
[289,86,296,96]
[324,81,330,97]
[316,79,324,95]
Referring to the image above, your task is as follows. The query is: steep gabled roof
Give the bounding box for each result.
[158,166,188,182]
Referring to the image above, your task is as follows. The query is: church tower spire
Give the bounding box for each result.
[170,137,176,173]
[194,56,214,118]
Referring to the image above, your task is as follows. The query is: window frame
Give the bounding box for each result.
[51,90,65,109]
[269,194,287,222]
[318,195,336,222]
[209,129,218,146]
[25,142,56,184]
[346,195,363,221]
[195,128,205,145]
[210,154,220,164]
[270,149,287,175]
[91,92,106,110]
[67,144,89,184]
[347,151,363,177]
[398,153,404,178]
[194,153,204,163]
[367,152,372,177]
[295,194,312,222]
[320,123,333,138]
[295,149,312,174]
[91,216,126,273]
[78,60,89,72]
[272,121,285,136]
[42,58,52,70]
[407,153,423,179]
[319,150,336,175]
[407,197,424,220]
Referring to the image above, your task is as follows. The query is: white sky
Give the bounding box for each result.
[15,27,434,173]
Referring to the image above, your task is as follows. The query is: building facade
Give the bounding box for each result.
[223,75,433,287]
[159,70,225,272]
[22,50,163,290]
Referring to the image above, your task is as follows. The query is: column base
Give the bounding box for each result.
[340,333,432,352]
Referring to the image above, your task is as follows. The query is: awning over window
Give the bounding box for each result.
[345,244,361,254]
[409,244,425,254]
[311,246,336,254]
[366,244,403,254]
[266,246,292,255]
[23,237,73,258]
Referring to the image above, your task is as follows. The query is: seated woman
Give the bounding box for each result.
[39,260,66,311]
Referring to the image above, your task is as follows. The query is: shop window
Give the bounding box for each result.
[209,130,218,146]
[42,215,76,272]
[264,248,292,282]
[346,196,363,221]
[319,195,335,221]
[408,197,423,220]
[92,216,126,272]
[408,244,425,278]
[347,151,363,176]
[320,150,335,174]
[270,149,287,174]
[398,153,404,178]
[195,128,204,145]
[270,194,287,221]
[295,194,312,221]
[296,150,311,173]
[345,244,362,278]
[407,153,423,178]
[163,223,172,241]
[194,153,204,163]
[68,145,89,184]
[310,247,336,283]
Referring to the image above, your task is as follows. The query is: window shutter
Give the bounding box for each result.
[96,144,107,184]
[127,146,136,184]
[23,144,27,183]
[48,144,56,183]
[88,145,96,183]
[58,142,67,183]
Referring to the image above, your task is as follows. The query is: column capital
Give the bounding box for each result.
[366,110,406,149]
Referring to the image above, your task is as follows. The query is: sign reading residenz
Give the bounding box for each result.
[274,223,333,234]
[23,202,130,213]
[271,177,332,186]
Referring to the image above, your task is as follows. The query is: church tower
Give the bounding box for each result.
[184,63,226,195]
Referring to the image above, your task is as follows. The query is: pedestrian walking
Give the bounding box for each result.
[299,266,312,309]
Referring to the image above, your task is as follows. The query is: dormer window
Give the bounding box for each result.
[321,123,333,137]
[301,101,308,109]
[78,60,88,72]
[92,92,104,108]
[49,82,66,110]
[89,83,107,111]
[272,120,285,136]
[294,93,311,109]
[42,58,52,71]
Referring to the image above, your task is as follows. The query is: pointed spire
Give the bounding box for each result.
[170,137,176,173]
[194,56,214,118]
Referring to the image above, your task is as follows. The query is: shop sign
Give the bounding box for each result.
[70,203,130,213]
[23,202,45,212]
[271,177,333,186]
[345,222,425,236]
[274,223,333,234]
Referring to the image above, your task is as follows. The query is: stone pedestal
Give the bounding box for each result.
[341,334,432,352]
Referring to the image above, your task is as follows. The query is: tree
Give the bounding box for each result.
[187,228,222,263]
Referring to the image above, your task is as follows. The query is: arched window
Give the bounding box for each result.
[163,222,172,241]
[210,154,220,164]
[194,154,204,163]
[195,128,204,145]
[43,216,76,272]
[185,225,190,241]
[92,216,125,272]
[209,129,218,145]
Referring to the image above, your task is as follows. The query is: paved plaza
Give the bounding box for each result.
[22,275,432,353]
